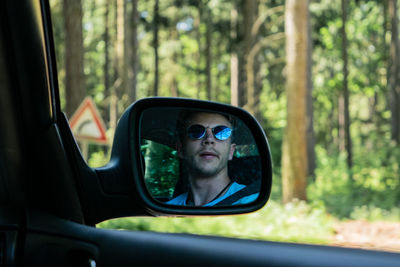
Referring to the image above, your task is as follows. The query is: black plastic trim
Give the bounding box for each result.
[25,211,400,267]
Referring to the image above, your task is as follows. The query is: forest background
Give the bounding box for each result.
[50,0,400,249]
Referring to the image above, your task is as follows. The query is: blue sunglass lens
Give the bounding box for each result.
[213,126,232,140]
[187,125,206,139]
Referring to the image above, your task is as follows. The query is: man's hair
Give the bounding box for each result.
[175,109,236,143]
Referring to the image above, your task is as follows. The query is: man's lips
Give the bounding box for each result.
[199,151,218,159]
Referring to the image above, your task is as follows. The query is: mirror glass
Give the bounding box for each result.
[139,107,262,207]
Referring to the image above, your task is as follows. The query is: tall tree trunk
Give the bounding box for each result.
[339,0,352,170]
[374,0,388,135]
[116,0,125,94]
[110,0,125,133]
[238,2,246,107]
[205,7,212,101]
[254,50,262,122]
[243,0,259,109]
[104,0,111,126]
[170,26,179,97]
[215,35,224,102]
[195,4,203,99]
[306,3,315,179]
[123,0,130,101]
[389,0,400,144]
[128,0,139,102]
[245,0,260,118]
[230,6,239,106]
[63,0,85,117]
[153,0,160,96]
[282,0,309,203]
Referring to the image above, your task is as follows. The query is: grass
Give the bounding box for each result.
[98,200,335,245]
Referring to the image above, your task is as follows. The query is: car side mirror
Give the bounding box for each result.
[97,97,272,217]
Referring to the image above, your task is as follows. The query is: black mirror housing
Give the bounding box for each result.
[107,97,273,216]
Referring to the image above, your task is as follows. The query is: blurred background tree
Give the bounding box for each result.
[281,0,310,203]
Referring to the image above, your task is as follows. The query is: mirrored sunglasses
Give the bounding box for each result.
[187,124,232,141]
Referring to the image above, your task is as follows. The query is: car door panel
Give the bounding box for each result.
[24,211,400,267]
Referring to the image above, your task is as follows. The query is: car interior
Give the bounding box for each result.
[1,0,400,266]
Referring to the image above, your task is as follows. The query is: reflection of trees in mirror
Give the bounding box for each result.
[234,144,259,158]
[141,140,180,199]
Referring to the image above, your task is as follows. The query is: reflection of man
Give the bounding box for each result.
[167,111,259,206]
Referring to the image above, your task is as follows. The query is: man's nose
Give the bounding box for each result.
[202,128,215,145]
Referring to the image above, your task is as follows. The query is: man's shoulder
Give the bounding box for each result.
[229,182,259,204]
[213,180,260,206]
[166,192,188,205]
[229,181,246,193]
[232,193,259,205]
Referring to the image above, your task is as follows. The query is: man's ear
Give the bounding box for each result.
[229,143,236,160]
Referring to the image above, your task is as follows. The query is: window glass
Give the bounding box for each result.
[50,0,400,253]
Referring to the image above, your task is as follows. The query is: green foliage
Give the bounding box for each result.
[98,200,335,244]
[350,205,400,222]
[88,148,110,168]
[308,147,355,217]
[143,141,180,198]
[308,142,400,218]
[350,140,400,211]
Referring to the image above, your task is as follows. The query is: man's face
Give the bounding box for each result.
[179,112,236,178]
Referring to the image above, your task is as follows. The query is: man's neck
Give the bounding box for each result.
[189,172,231,206]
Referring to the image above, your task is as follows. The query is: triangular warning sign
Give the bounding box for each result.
[69,97,108,144]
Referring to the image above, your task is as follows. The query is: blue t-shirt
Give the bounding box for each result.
[166,181,259,206]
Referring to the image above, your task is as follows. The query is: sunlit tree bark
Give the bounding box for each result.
[282,0,309,203]
[230,6,239,106]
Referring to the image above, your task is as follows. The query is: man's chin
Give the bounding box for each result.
[192,168,219,178]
